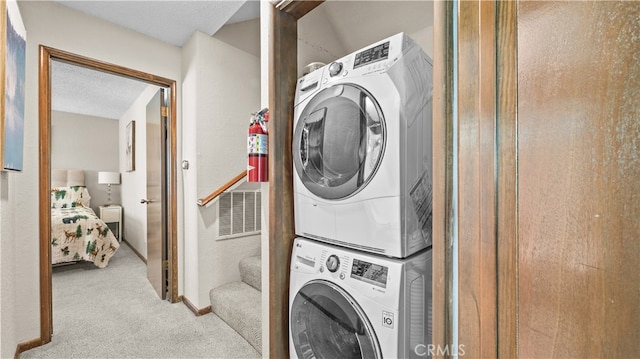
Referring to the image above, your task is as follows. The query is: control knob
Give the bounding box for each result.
[326,255,340,273]
[328,62,343,77]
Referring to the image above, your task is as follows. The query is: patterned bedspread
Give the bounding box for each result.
[51,206,120,268]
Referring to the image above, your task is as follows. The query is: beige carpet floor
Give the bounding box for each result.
[21,242,260,359]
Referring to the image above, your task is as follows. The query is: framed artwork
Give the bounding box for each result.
[1,0,27,171]
[126,120,135,171]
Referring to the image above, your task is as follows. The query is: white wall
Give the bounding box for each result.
[199,29,261,307]
[119,85,160,256]
[0,171,18,359]
[410,26,434,59]
[51,111,121,213]
[181,30,261,308]
[297,5,347,77]
[0,1,182,350]
[181,32,200,309]
[214,19,260,58]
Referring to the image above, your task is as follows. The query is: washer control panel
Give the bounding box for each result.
[350,258,389,288]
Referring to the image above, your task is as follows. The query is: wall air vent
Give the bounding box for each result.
[218,191,262,239]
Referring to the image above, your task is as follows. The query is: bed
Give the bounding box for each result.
[51,169,120,268]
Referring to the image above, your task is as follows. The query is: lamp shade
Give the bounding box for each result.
[98,171,120,185]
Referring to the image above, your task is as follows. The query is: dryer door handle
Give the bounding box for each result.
[357,92,368,186]
[301,125,309,169]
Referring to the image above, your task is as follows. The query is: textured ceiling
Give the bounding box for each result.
[51,60,152,120]
[54,0,252,47]
[51,0,260,119]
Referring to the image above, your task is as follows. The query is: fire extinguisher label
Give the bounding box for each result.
[248,134,268,155]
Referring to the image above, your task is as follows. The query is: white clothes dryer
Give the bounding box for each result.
[293,33,433,258]
[289,237,432,359]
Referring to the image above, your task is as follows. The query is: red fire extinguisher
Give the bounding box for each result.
[247,108,269,182]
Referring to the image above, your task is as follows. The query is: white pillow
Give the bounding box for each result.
[51,186,91,208]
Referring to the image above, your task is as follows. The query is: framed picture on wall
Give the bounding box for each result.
[1,0,27,172]
[126,120,135,171]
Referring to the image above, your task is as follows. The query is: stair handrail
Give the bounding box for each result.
[197,170,247,207]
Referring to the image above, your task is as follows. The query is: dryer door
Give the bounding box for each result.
[293,84,385,200]
[290,280,381,359]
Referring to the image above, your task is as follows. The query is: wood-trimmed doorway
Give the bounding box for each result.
[37,46,179,345]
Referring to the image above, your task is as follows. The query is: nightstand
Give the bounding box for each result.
[99,205,122,241]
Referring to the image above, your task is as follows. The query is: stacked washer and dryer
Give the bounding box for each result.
[289,33,434,359]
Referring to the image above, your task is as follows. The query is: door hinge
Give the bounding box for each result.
[163,260,169,270]
[161,106,169,117]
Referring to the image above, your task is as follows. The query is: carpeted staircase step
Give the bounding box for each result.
[210,281,261,354]
[239,256,261,292]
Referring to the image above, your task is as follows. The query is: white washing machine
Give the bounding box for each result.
[292,33,433,258]
[289,237,432,359]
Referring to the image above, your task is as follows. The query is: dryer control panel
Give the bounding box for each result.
[354,41,390,69]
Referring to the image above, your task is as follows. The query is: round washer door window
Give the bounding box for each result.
[293,84,385,200]
[290,280,381,359]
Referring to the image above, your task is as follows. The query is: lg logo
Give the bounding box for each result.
[382,311,394,328]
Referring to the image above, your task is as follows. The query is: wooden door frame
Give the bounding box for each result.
[37,46,179,345]
[494,2,518,356]
[433,1,456,355]
[454,1,518,357]
[268,1,457,356]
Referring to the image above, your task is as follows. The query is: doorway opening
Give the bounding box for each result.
[38,46,179,344]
